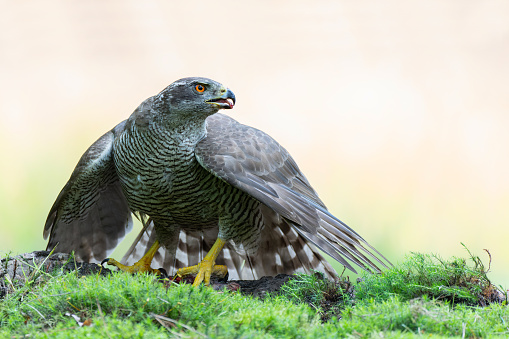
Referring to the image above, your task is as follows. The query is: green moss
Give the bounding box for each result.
[1,249,507,338]
[1,271,326,338]
[356,248,504,306]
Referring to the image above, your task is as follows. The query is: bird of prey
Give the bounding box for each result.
[44,77,390,286]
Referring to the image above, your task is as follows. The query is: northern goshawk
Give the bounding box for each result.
[44,77,390,285]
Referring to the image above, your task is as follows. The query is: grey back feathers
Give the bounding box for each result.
[44,77,390,280]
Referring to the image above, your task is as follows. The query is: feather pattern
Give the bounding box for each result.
[44,77,390,282]
[195,113,390,273]
[44,122,132,262]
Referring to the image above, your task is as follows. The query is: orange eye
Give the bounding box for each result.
[195,84,205,93]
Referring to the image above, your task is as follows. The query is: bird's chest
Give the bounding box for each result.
[113,129,216,221]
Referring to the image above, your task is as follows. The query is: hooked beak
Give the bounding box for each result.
[206,88,236,109]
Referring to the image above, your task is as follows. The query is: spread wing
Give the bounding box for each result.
[44,121,132,262]
[195,113,390,273]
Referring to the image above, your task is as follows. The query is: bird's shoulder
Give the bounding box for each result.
[196,113,326,209]
[200,113,279,157]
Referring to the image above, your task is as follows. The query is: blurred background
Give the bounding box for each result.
[1,1,508,285]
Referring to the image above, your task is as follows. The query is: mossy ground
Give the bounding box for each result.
[1,249,507,338]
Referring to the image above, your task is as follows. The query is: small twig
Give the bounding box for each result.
[483,249,492,273]
[153,314,177,331]
[157,297,171,304]
[13,258,17,279]
[26,303,45,319]
[338,266,347,279]
[150,313,210,338]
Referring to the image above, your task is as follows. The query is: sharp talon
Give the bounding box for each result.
[101,258,110,266]
[218,271,229,283]
[157,268,168,278]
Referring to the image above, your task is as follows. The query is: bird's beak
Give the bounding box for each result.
[206,88,236,110]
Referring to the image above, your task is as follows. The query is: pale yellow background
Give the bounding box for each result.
[1,1,508,285]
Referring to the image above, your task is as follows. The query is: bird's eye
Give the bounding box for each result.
[195,84,205,93]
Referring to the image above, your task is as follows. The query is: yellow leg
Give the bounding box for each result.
[176,238,228,286]
[102,240,161,275]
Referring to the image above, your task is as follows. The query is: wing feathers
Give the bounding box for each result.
[196,113,391,274]
[44,121,133,262]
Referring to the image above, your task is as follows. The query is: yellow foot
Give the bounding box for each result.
[176,237,228,286]
[176,262,228,287]
[101,240,161,275]
[101,257,161,275]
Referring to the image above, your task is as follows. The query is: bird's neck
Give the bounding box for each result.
[165,119,207,145]
[128,101,211,146]
[142,114,208,147]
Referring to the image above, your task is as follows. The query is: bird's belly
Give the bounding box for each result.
[113,129,224,227]
[117,161,221,227]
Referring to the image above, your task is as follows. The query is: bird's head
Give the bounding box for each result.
[153,77,236,123]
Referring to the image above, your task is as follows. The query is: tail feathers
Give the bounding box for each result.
[174,221,338,281]
[318,211,390,269]
[174,228,216,270]
[277,221,337,280]
[315,210,391,273]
